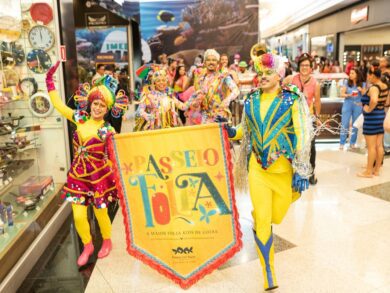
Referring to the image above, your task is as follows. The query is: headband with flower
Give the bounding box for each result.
[253,53,285,77]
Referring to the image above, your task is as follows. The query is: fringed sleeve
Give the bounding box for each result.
[233,111,251,192]
[291,92,314,178]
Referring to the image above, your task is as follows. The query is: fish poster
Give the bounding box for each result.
[108,124,242,288]
[101,0,259,64]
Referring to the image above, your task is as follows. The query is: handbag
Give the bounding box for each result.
[353,113,364,129]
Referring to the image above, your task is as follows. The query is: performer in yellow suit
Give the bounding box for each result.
[46,62,128,266]
[218,52,313,290]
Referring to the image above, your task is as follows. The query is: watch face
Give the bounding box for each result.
[22,19,31,32]
[27,49,52,74]
[29,93,54,117]
[0,51,15,68]
[3,69,20,87]
[1,42,25,65]
[28,25,55,51]
[20,77,38,96]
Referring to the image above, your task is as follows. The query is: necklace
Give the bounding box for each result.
[298,74,311,92]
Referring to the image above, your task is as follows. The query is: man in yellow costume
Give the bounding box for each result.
[218,52,313,290]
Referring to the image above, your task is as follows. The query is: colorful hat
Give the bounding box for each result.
[238,61,248,68]
[253,53,285,77]
[151,67,169,83]
[73,75,128,118]
[204,49,220,61]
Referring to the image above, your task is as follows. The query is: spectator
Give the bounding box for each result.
[331,60,342,73]
[173,64,189,124]
[339,67,365,150]
[167,58,178,87]
[358,67,388,177]
[159,53,168,69]
[229,53,241,72]
[345,57,354,75]
[92,64,105,84]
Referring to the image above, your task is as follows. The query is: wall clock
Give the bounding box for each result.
[19,77,38,96]
[28,25,55,51]
[28,92,54,118]
[26,49,52,74]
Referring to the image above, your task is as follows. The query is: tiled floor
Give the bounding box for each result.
[17,144,389,292]
[82,144,390,293]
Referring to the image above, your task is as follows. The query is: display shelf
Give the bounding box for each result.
[0,184,63,282]
[0,183,60,254]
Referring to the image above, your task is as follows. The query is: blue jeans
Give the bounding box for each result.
[340,99,362,145]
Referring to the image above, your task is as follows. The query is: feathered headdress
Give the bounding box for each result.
[73,75,128,118]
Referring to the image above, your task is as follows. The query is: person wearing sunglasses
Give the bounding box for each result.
[218,52,313,290]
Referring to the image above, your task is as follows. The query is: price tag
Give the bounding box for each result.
[60,45,66,62]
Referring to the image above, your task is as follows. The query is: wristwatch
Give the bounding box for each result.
[19,77,38,96]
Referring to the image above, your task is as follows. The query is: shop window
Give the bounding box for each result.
[0,0,68,283]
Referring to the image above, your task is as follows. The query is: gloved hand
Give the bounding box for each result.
[46,61,61,92]
[292,172,309,193]
[215,116,236,138]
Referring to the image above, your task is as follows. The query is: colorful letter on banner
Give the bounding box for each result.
[108,124,242,288]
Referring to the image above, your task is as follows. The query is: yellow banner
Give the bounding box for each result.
[109,124,242,288]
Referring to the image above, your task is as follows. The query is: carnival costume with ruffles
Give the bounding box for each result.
[45,62,128,266]
[134,68,195,131]
[193,68,239,124]
[226,53,313,290]
[192,49,239,124]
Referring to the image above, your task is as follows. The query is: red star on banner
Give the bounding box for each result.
[215,171,224,181]
[205,201,213,208]
[121,162,133,175]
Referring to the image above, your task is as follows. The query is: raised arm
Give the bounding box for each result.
[46,61,74,121]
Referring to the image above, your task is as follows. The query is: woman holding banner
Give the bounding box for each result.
[45,62,128,266]
[218,52,313,290]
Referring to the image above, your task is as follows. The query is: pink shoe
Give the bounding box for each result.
[98,239,112,259]
[77,242,94,266]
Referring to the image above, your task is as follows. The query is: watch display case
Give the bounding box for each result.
[0,0,70,284]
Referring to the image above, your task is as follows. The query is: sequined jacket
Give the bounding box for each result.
[233,85,312,175]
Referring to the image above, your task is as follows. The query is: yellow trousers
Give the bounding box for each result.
[72,204,112,245]
[248,155,299,289]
